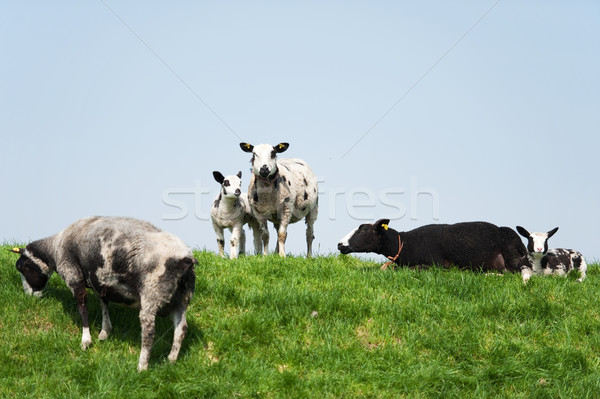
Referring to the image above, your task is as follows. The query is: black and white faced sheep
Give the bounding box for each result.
[516,226,587,282]
[10,216,196,371]
[211,170,260,258]
[338,219,530,275]
[240,142,319,257]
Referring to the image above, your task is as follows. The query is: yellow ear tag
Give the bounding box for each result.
[381,224,389,230]
[245,143,251,149]
[278,143,285,149]
[12,247,20,253]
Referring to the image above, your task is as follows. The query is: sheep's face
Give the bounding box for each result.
[338,219,391,255]
[516,226,559,255]
[13,250,52,297]
[213,171,243,199]
[240,142,289,179]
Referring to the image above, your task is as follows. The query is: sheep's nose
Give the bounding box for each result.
[259,165,270,177]
[235,189,241,196]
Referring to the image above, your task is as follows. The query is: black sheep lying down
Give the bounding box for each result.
[10,216,196,371]
[338,219,530,276]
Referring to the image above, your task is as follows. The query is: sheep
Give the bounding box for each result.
[338,219,530,276]
[239,142,319,257]
[516,226,587,282]
[9,216,196,371]
[211,170,260,258]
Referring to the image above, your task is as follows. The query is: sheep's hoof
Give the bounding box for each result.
[98,330,110,340]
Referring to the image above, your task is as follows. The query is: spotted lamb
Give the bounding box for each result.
[211,171,260,258]
[516,226,587,282]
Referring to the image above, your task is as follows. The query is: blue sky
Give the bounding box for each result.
[1,1,599,261]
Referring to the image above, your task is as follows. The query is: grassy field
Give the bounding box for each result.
[1,244,600,398]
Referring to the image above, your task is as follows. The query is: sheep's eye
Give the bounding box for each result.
[223,180,230,187]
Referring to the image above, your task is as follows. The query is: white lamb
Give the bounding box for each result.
[516,226,587,282]
[211,171,260,258]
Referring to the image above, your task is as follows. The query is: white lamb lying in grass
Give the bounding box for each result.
[516,226,587,283]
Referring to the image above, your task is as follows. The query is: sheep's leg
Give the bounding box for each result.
[168,307,188,364]
[248,219,262,255]
[257,218,270,256]
[276,222,289,258]
[273,223,280,254]
[276,206,293,257]
[239,228,246,256]
[98,298,112,340]
[64,272,92,350]
[230,224,244,259]
[521,267,533,284]
[213,225,225,257]
[305,206,318,258]
[138,306,157,371]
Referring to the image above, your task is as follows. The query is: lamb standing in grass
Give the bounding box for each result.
[211,171,260,258]
[516,226,587,283]
[240,142,318,257]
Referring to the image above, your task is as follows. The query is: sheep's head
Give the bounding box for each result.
[213,171,243,198]
[240,142,289,179]
[338,219,392,255]
[9,247,52,297]
[516,226,559,255]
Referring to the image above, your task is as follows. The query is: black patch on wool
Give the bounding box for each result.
[213,194,222,208]
[303,178,308,186]
[111,246,131,274]
[253,190,258,202]
[573,254,582,270]
[284,197,291,203]
[526,238,534,253]
[304,191,308,200]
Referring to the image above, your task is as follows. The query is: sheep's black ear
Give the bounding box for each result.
[547,227,559,238]
[374,219,391,232]
[237,171,242,178]
[274,143,289,153]
[240,143,254,153]
[516,226,530,238]
[213,171,225,184]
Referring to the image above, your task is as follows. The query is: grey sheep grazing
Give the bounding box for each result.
[10,216,196,371]
[240,142,319,257]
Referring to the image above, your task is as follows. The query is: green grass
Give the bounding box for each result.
[1,244,600,398]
